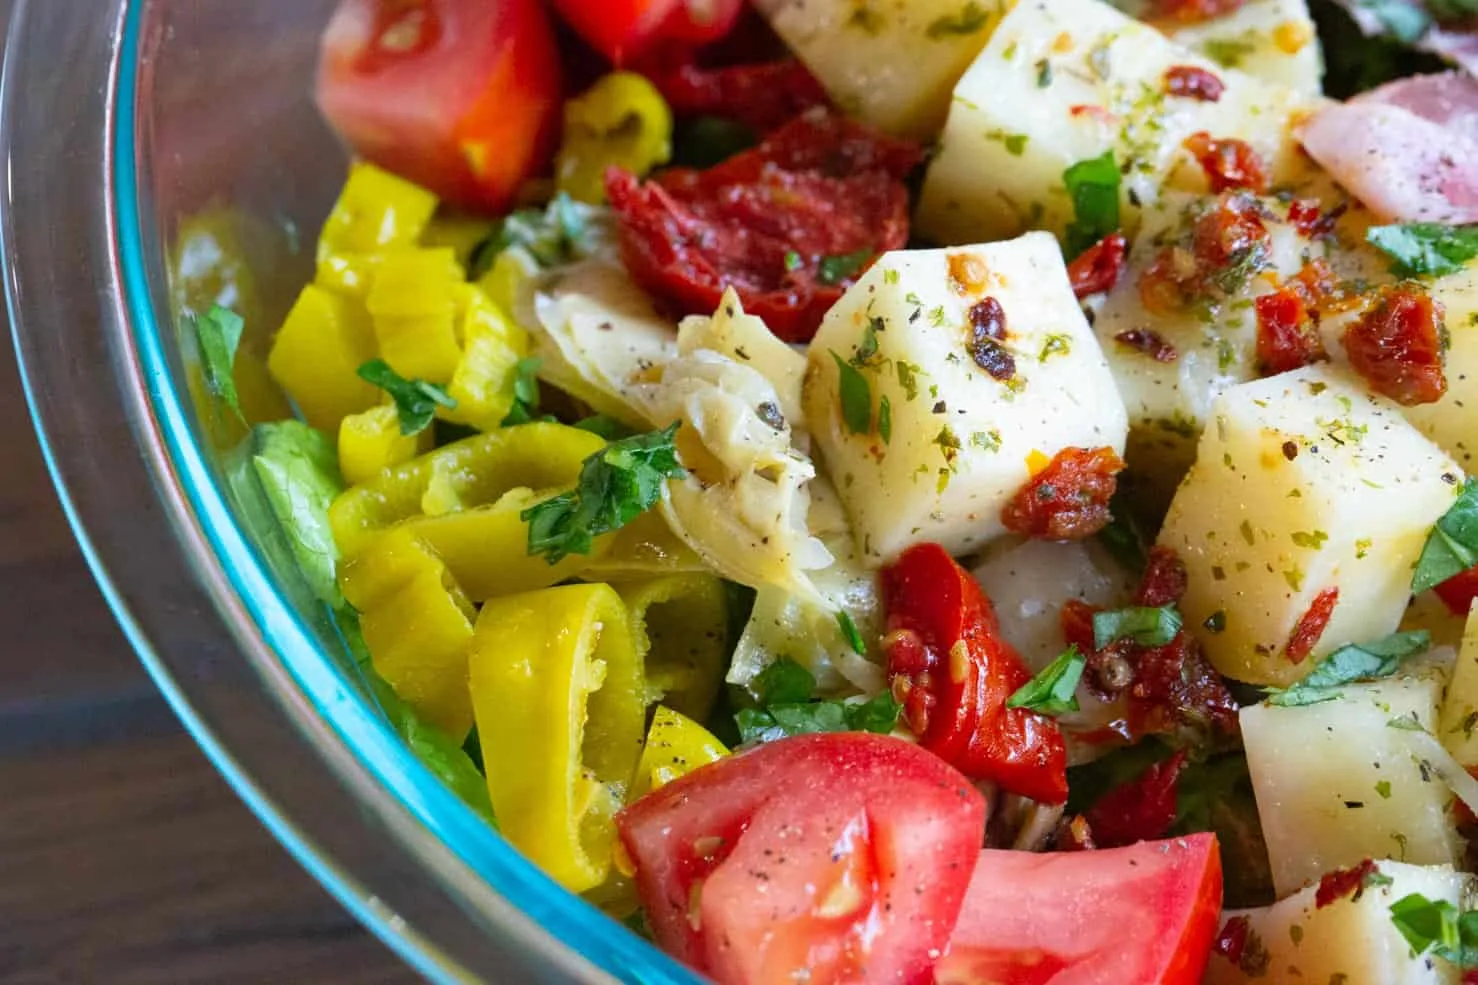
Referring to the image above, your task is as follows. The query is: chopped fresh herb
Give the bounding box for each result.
[357,358,458,435]
[753,656,816,705]
[1388,893,1478,968]
[500,356,543,426]
[832,351,873,435]
[191,304,245,420]
[1411,479,1478,594]
[1092,605,1183,650]
[1291,529,1329,550]
[1003,133,1029,156]
[1266,630,1432,707]
[1201,37,1256,69]
[573,414,635,440]
[1036,58,1054,87]
[818,248,874,286]
[784,250,804,273]
[1006,646,1086,716]
[523,423,686,563]
[1063,151,1122,258]
[1367,223,1478,278]
[926,2,991,38]
[470,192,595,276]
[856,317,883,364]
[878,395,893,444]
[836,611,867,655]
[247,421,345,608]
[1387,711,1426,731]
[738,692,902,744]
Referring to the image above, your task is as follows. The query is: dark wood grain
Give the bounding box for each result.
[0,336,418,984]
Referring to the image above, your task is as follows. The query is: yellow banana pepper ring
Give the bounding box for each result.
[329,422,609,599]
[440,285,530,432]
[338,404,432,486]
[366,248,465,384]
[618,574,729,723]
[470,583,647,892]
[556,72,673,205]
[630,706,730,801]
[578,510,707,583]
[340,529,477,739]
[316,162,438,297]
[267,284,381,433]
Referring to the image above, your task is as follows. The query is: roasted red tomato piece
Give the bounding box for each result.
[647,58,831,133]
[934,834,1223,985]
[617,732,987,985]
[1436,566,1478,616]
[1343,284,1449,406]
[552,0,744,66]
[1067,232,1128,299]
[316,0,563,213]
[1001,446,1126,541]
[882,543,1069,804]
[607,112,921,342]
[1085,750,1187,848]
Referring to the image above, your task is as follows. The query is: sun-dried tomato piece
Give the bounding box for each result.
[1137,546,1189,608]
[1287,198,1344,240]
[1055,814,1097,852]
[1085,751,1187,848]
[1067,232,1128,299]
[607,111,921,342]
[1214,915,1269,976]
[1183,132,1270,194]
[1154,0,1248,22]
[1140,192,1270,313]
[1165,65,1225,102]
[1314,858,1380,909]
[646,58,831,133]
[1343,285,1449,406]
[1114,329,1178,362]
[1286,258,1347,315]
[1002,447,1126,541]
[1256,288,1327,375]
[1284,587,1339,664]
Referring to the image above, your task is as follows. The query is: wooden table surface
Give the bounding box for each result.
[0,340,419,983]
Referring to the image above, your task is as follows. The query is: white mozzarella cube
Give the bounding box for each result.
[1205,861,1473,985]
[1159,0,1323,96]
[1158,366,1464,686]
[915,0,1315,246]
[1399,264,1478,470]
[1242,673,1462,899]
[803,232,1128,563]
[1440,603,1478,768]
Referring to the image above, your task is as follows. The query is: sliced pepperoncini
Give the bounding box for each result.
[619,574,729,722]
[556,72,673,205]
[267,285,380,432]
[630,705,730,800]
[469,583,646,892]
[329,422,609,599]
[579,510,708,583]
[315,162,438,294]
[338,404,431,486]
[365,248,465,383]
[440,285,530,432]
[341,529,477,739]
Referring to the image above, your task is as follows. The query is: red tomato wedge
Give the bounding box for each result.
[1436,566,1478,616]
[616,732,988,985]
[316,0,563,213]
[934,834,1223,985]
[552,0,745,66]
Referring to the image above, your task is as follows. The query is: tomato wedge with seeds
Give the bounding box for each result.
[552,0,745,66]
[934,834,1223,985]
[617,732,987,985]
[316,0,563,213]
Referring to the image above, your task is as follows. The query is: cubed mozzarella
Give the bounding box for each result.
[1398,264,1478,470]
[803,232,1128,563]
[1160,0,1323,96]
[1440,603,1478,768]
[1159,366,1463,685]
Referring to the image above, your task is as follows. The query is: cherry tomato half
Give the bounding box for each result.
[552,0,745,67]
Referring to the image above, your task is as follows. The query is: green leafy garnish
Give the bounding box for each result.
[1412,480,1478,594]
[469,192,594,277]
[357,358,458,435]
[523,423,686,564]
[248,421,345,608]
[817,249,874,286]
[836,611,867,655]
[191,304,244,420]
[1063,151,1121,258]
[831,351,873,435]
[1367,223,1478,278]
[1266,630,1432,707]
[1388,893,1478,967]
[925,2,991,38]
[737,692,902,744]
[1092,605,1183,650]
[753,657,818,705]
[1007,646,1086,716]
[573,414,635,440]
[500,356,544,426]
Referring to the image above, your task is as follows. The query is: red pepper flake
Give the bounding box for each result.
[1164,65,1225,102]
[1255,287,1327,375]
[1067,232,1128,299]
[1214,915,1270,976]
[1154,0,1248,22]
[1001,446,1126,540]
[645,58,831,134]
[1343,285,1449,406]
[1183,132,1270,194]
[1285,586,1339,664]
[1114,329,1178,362]
[1288,198,1345,240]
[1070,104,1118,125]
[1084,750,1187,848]
[1315,858,1380,909]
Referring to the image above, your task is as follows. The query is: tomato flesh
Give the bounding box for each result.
[316,0,563,213]
[883,544,1069,804]
[552,0,745,66]
[617,732,987,985]
[934,834,1223,985]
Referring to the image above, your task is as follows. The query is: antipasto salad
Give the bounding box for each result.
[175,0,1478,981]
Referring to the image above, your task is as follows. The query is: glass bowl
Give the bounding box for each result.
[0,2,701,982]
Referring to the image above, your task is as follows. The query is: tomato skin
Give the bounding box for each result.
[316,0,563,213]
[617,732,987,985]
[934,834,1223,985]
[882,544,1069,804]
[1436,566,1478,615]
[552,0,745,66]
